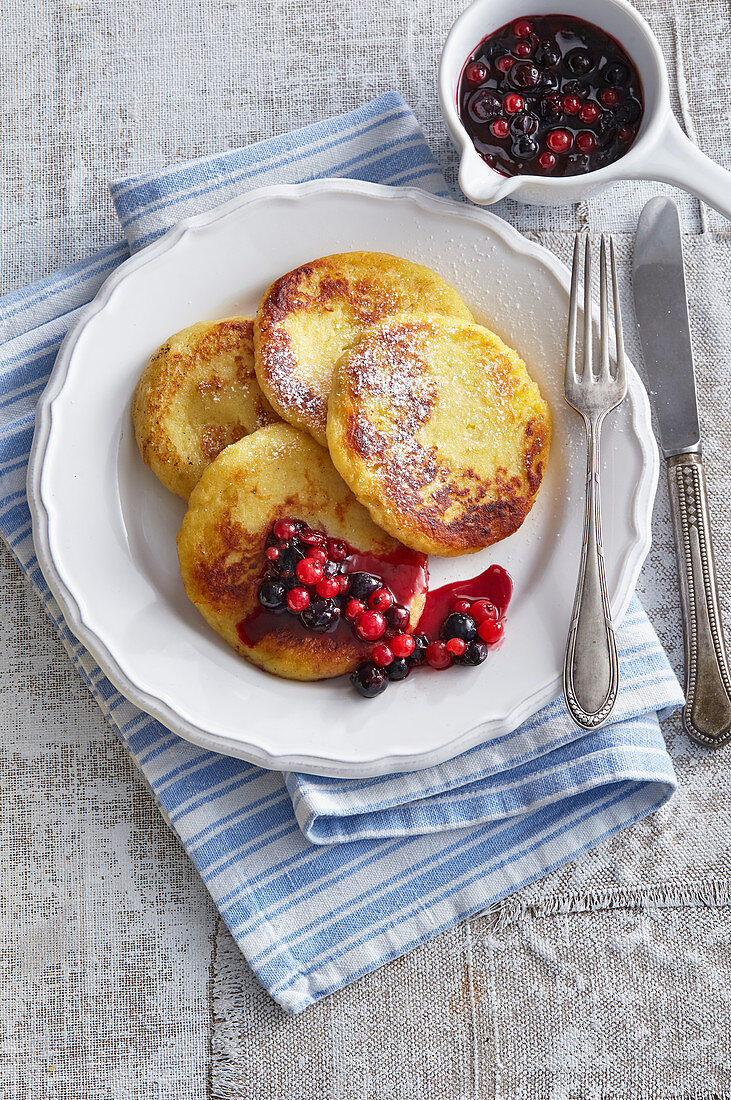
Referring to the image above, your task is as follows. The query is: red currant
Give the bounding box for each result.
[265,546,279,562]
[452,599,472,614]
[338,574,350,594]
[296,558,323,585]
[273,518,297,541]
[299,527,325,545]
[600,88,619,107]
[538,151,556,171]
[513,19,532,37]
[618,126,634,143]
[579,102,600,123]
[465,61,487,85]
[446,638,467,656]
[327,539,347,562]
[562,95,581,115]
[316,577,340,599]
[490,118,509,139]
[287,587,310,612]
[345,598,365,621]
[546,129,572,153]
[478,618,504,645]
[514,41,532,58]
[355,610,387,642]
[391,634,415,659]
[425,641,452,670]
[576,131,596,153]
[503,94,524,114]
[496,55,513,72]
[372,644,394,667]
[305,546,328,564]
[369,587,393,612]
[471,600,498,624]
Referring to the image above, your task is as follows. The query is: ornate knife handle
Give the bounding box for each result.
[667,454,731,748]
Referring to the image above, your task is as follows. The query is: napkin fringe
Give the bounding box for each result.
[481,877,731,931]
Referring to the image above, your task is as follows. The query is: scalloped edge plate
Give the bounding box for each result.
[28,179,657,776]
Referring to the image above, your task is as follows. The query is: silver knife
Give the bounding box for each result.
[633,196,731,748]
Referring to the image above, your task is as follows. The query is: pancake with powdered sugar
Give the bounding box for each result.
[326,313,552,557]
[253,252,473,447]
[177,424,427,681]
[133,317,280,499]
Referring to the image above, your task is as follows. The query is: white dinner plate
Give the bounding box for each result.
[28,179,657,776]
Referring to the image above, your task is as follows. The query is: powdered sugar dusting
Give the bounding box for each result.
[339,316,543,553]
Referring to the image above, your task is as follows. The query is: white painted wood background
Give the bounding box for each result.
[2,1,730,1096]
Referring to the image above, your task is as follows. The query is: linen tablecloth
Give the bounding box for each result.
[2,0,730,1094]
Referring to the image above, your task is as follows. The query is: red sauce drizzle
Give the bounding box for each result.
[342,546,429,608]
[416,564,513,639]
[236,606,339,648]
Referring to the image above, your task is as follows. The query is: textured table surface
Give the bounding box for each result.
[2,1,730,1097]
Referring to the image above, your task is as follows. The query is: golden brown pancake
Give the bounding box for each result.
[326,313,552,557]
[254,251,473,446]
[132,317,279,499]
[176,424,427,681]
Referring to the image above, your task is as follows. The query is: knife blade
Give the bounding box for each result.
[633,197,700,457]
[633,196,731,748]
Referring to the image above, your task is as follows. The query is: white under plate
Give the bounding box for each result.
[29,179,657,777]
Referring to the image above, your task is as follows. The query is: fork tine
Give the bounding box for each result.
[566,235,581,381]
[599,236,611,380]
[609,237,626,388]
[582,235,593,378]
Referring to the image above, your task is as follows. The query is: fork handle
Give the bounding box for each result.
[667,454,731,747]
[563,414,619,729]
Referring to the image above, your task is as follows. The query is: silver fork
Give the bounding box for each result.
[563,235,627,729]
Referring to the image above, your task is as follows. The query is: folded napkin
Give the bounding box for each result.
[0,92,683,1013]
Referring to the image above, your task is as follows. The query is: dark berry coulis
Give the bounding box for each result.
[237,519,512,699]
[458,14,643,177]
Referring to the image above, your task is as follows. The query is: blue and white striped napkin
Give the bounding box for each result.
[0,93,683,1013]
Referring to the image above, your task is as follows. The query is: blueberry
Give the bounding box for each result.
[271,544,304,578]
[511,62,540,89]
[459,641,489,666]
[510,113,538,135]
[468,90,502,123]
[481,41,502,61]
[409,633,429,666]
[441,613,478,643]
[539,69,559,91]
[350,662,388,698]
[564,48,594,76]
[535,42,560,67]
[387,657,411,682]
[615,98,641,125]
[512,135,539,159]
[387,604,410,632]
[603,61,629,86]
[301,597,340,632]
[347,572,381,601]
[563,79,587,97]
[541,93,563,121]
[257,579,288,610]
